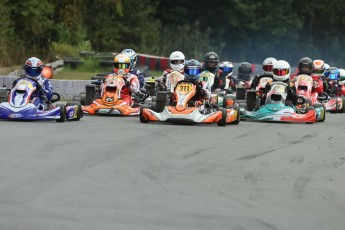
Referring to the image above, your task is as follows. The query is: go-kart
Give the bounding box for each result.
[219,75,272,110]
[239,81,325,123]
[0,77,82,122]
[82,74,142,115]
[140,74,240,126]
[317,76,345,113]
[294,74,325,113]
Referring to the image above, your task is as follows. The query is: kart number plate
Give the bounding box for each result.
[177,83,193,95]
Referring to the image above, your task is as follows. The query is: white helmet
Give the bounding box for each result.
[262,57,277,74]
[272,60,290,82]
[121,49,137,68]
[169,51,185,71]
[219,61,233,77]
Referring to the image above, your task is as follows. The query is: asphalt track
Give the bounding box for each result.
[0,114,345,230]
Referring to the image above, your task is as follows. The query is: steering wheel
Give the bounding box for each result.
[50,92,61,103]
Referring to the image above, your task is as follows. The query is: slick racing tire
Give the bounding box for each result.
[223,95,235,108]
[342,98,345,113]
[85,84,96,106]
[56,104,66,122]
[66,101,82,120]
[246,90,257,111]
[226,105,240,124]
[313,104,326,122]
[217,108,227,127]
[140,104,150,123]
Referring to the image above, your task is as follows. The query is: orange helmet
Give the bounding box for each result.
[113,54,130,75]
[41,65,53,79]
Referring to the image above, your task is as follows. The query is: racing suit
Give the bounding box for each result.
[162,69,184,92]
[112,68,145,89]
[201,65,222,91]
[250,73,274,89]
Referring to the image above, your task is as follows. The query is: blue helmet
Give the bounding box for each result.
[329,67,340,80]
[121,49,137,69]
[219,61,233,76]
[184,59,201,82]
[24,57,43,79]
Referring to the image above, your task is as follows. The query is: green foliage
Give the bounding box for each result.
[2,0,345,68]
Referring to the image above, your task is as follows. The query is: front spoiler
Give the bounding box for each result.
[240,106,316,123]
[142,106,238,124]
[82,104,140,116]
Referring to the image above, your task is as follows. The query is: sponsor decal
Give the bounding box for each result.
[9,113,22,118]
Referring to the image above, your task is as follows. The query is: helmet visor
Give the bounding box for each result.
[26,67,42,77]
[220,67,233,74]
[114,63,130,69]
[329,73,339,80]
[170,60,184,65]
[314,69,324,74]
[273,69,289,76]
[263,65,273,72]
[185,68,201,76]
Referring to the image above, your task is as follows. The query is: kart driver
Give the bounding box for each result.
[12,57,53,110]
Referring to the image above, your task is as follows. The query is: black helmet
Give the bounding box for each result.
[298,57,313,75]
[203,52,219,72]
[238,62,252,81]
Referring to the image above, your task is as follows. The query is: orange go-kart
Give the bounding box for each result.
[140,79,240,126]
[82,75,140,115]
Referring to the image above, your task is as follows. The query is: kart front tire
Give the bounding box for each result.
[140,104,150,123]
[217,108,227,127]
[56,104,66,122]
[226,105,240,124]
[66,101,82,120]
[314,104,326,122]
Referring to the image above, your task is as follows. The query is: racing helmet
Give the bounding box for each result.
[121,49,137,69]
[24,57,43,79]
[338,69,345,85]
[169,51,185,71]
[184,59,201,82]
[298,57,313,75]
[238,62,252,81]
[113,54,131,75]
[262,57,277,74]
[313,59,325,75]
[323,63,331,77]
[203,52,219,72]
[273,60,290,82]
[329,67,340,81]
[219,61,233,77]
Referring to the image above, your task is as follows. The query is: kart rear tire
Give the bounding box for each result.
[226,105,240,124]
[236,88,246,100]
[223,95,235,108]
[342,98,345,113]
[85,84,96,106]
[217,108,227,126]
[313,104,326,122]
[156,91,167,113]
[246,90,257,111]
[66,101,82,120]
[79,94,86,106]
[140,104,150,123]
[56,104,66,122]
